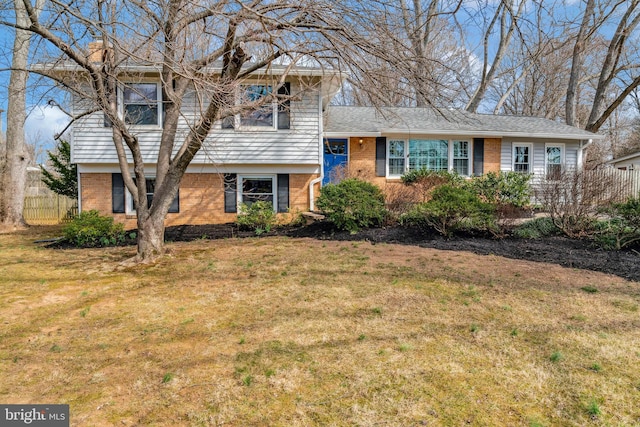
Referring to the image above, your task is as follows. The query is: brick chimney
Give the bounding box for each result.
[88,40,106,63]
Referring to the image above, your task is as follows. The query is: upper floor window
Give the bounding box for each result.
[222,82,290,131]
[387,139,471,178]
[123,83,161,126]
[513,143,532,173]
[240,85,275,128]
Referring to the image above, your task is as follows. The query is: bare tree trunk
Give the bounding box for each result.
[565,0,595,127]
[136,214,166,262]
[466,0,523,113]
[0,0,31,231]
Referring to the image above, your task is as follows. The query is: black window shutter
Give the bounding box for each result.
[473,138,484,176]
[224,173,237,213]
[112,173,125,213]
[375,137,387,177]
[104,114,112,128]
[169,190,179,213]
[277,174,290,213]
[277,82,291,130]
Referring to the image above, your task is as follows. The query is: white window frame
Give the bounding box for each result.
[125,177,155,215]
[119,82,162,127]
[387,139,407,178]
[544,143,565,179]
[512,143,533,174]
[235,84,278,131]
[386,138,472,178]
[451,140,472,176]
[237,175,277,212]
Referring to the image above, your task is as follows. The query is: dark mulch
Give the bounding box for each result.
[47,222,640,281]
[161,222,640,282]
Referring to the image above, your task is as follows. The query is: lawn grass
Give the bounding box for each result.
[1,227,639,426]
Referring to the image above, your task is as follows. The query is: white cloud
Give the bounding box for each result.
[24,104,70,162]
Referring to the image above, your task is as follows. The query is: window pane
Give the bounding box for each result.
[547,147,561,164]
[453,141,469,175]
[514,146,530,173]
[123,83,158,125]
[125,105,158,125]
[409,139,448,171]
[388,140,405,175]
[242,178,274,206]
[241,85,274,127]
[546,146,562,179]
[124,84,158,102]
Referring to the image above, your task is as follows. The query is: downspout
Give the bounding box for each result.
[309,89,324,211]
[577,138,593,170]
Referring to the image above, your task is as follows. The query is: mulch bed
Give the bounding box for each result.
[161,222,640,282]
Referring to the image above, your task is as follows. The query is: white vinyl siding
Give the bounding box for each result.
[502,139,581,175]
[71,80,321,165]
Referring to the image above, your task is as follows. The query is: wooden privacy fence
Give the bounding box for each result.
[531,168,640,207]
[23,194,78,225]
[583,168,640,203]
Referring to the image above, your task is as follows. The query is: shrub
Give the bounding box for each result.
[595,197,640,250]
[513,217,561,239]
[465,171,532,208]
[236,201,277,235]
[63,210,126,247]
[401,185,495,237]
[316,178,386,233]
[401,169,463,203]
[535,169,619,238]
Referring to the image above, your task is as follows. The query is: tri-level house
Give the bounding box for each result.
[69,61,602,227]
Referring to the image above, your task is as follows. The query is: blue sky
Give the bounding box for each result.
[0,23,70,163]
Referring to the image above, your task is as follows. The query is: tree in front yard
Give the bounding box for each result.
[2,0,369,261]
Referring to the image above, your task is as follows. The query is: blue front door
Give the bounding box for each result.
[323,138,348,186]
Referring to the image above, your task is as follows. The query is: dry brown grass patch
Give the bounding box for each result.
[0,228,639,426]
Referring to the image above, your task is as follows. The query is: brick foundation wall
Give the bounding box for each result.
[80,172,319,228]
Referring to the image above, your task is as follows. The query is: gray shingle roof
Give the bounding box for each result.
[324,106,602,140]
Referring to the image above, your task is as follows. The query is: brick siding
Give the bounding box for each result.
[483,138,502,173]
[80,172,318,228]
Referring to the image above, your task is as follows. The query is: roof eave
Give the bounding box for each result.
[380,128,604,140]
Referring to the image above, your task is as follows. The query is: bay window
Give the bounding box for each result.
[386,139,472,177]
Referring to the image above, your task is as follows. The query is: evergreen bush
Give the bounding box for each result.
[316,178,386,233]
[63,210,126,247]
[236,201,277,235]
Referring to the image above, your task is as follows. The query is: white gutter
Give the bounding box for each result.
[380,128,605,141]
[76,167,82,213]
[309,90,324,211]
[577,139,593,169]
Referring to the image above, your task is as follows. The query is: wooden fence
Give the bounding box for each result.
[23,194,78,225]
[587,168,640,201]
[531,168,640,207]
